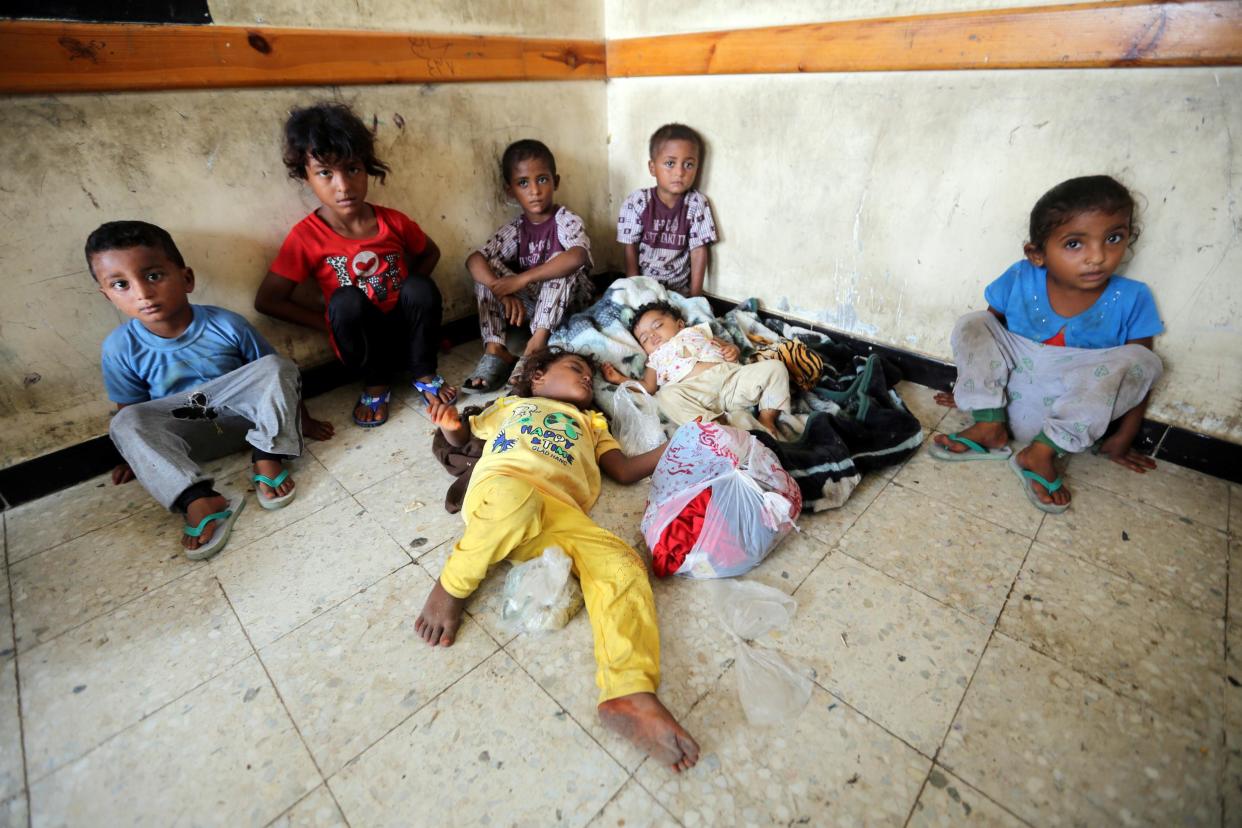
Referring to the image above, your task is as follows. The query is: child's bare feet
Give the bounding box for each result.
[756,409,782,437]
[253,458,295,502]
[932,421,1008,454]
[1099,432,1157,473]
[598,692,700,773]
[1015,442,1071,507]
[182,494,231,551]
[415,578,466,646]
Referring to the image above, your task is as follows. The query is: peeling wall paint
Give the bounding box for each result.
[0,82,609,466]
[606,69,1242,442]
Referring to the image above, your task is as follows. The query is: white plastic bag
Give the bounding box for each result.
[642,421,801,578]
[612,381,665,455]
[709,579,813,726]
[499,546,584,634]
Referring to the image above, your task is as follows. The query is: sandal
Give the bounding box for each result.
[353,389,391,428]
[462,353,513,394]
[1008,455,1069,514]
[412,374,454,407]
[929,433,1013,462]
[183,496,246,560]
[253,468,296,510]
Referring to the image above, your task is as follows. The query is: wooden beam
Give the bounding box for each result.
[607,0,1242,77]
[0,22,605,94]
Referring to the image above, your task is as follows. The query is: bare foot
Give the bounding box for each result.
[253,459,295,503]
[303,414,335,441]
[355,384,390,424]
[415,578,466,646]
[933,390,957,408]
[1099,433,1156,473]
[182,494,230,551]
[1015,442,1070,507]
[756,409,782,438]
[598,692,700,773]
[933,421,1008,454]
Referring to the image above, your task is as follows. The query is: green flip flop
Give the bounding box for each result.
[182,496,246,560]
[253,468,296,511]
[929,433,1013,461]
[1008,455,1069,514]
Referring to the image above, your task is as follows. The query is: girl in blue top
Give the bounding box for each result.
[931,175,1164,514]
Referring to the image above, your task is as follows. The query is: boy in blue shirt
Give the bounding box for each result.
[91,221,326,559]
[931,176,1164,514]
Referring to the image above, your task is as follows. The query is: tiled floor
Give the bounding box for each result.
[0,341,1235,827]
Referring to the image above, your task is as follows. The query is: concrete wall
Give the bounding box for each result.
[604,8,1242,443]
[213,0,602,38]
[0,83,609,467]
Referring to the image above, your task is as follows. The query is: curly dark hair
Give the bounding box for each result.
[509,347,597,398]
[85,220,184,280]
[282,102,390,183]
[648,123,704,159]
[1028,175,1140,251]
[628,300,682,335]
[500,139,557,184]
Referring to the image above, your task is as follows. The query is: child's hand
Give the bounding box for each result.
[718,341,740,362]
[491,274,529,299]
[500,295,525,326]
[1099,432,1157,473]
[111,462,135,485]
[427,399,462,430]
[601,363,627,385]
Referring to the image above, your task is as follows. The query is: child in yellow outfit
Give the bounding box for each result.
[416,347,700,773]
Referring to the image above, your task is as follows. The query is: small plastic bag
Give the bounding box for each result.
[612,381,665,455]
[709,579,813,726]
[500,546,584,634]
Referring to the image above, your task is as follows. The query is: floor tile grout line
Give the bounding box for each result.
[215,576,353,828]
[261,783,344,828]
[3,516,32,828]
[899,529,1042,828]
[887,478,1043,541]
[321,649,501,786]
[6,501,164,568]
[1059,471,1233,534]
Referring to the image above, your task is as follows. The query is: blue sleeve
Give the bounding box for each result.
[100,340,150,404]
[214,308,276,362]
[1124,283,1164,341]
[982,261,1021,315]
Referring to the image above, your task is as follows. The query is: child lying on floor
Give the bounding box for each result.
[415,347,699,773]
[600,301,792,435]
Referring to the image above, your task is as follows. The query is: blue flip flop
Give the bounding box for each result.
[412,374,452,407]
[929,433,1013,462]
[1008,455,1069,514]
[253,468,296,510]
[182,496,246,560]
[353,389,391,428]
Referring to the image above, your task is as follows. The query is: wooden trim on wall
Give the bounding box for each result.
[1,0,1238,94]
[0,22,605,94]
[607,0,1242,77]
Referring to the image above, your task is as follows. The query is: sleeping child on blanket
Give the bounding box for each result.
[600,301,791,436]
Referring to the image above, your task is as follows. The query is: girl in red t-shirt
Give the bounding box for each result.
[256,102,456,428]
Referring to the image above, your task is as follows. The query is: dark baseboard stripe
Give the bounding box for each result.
[3,301,1239,508]
[0,313,484,509]
[707,295,1242,485]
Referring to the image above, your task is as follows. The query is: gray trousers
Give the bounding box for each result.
[950,311,1163,453]
[109,354,304,511]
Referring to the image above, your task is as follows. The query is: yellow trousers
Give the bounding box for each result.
[439,475,660,703]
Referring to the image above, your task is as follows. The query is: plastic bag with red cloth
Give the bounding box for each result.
[643,421,801,578]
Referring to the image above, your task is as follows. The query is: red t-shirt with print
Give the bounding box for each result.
[269,203,428,315]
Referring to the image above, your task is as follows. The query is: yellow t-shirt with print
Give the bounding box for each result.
[468,395,621,513]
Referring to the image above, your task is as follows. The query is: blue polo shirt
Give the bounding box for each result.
[984,259,1163,349]
[101,304,274,404]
